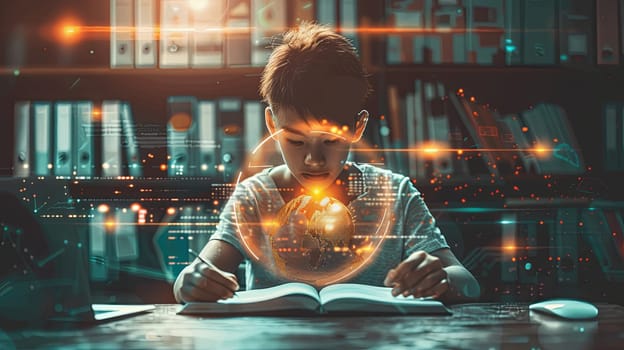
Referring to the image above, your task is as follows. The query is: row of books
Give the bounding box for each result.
[13,100,141,178]
[385,0,624,66]
[603,103,624,172]
[113,0,624,68]
[499,204,624,285]
[383,79,585,179]
[12,97,269,181]
[111,0,358,68]
[165,97,266,179]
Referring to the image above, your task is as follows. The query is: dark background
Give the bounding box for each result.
[0,0,623,305]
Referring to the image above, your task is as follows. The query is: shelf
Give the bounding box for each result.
[0,66,264,77]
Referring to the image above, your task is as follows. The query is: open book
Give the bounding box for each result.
[177,283,451,315]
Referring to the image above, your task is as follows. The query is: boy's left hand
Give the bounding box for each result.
[383,250,449,299]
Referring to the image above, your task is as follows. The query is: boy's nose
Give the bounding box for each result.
[304,149,326,167]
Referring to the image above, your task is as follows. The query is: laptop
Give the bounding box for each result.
[0,189,154,324]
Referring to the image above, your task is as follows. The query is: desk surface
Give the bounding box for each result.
[2,303,623,350]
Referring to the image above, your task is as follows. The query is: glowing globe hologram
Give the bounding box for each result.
[268,195,356,271]
[233,127,395,287]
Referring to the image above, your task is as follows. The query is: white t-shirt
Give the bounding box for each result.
[210,163,449,289]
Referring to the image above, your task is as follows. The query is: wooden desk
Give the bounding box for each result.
[2,303,623,349]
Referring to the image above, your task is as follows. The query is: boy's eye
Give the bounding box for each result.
[323,139,340,145]
[286,139,304,146]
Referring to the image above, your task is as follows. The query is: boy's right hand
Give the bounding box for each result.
[177,262,240,302]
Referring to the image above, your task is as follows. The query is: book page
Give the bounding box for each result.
[220,282,320,305]
[318,283,451,315]
[177,283,321,315]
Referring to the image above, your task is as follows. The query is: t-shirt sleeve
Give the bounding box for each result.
[401,178,449,258]
[209,183,257,258]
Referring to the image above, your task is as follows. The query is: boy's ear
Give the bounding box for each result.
[265,106,279,140]
[351,110,369,143]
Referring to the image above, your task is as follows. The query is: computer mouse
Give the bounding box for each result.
[529,299,598,320]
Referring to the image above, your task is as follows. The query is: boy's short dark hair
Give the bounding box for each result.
[259,22,372,124]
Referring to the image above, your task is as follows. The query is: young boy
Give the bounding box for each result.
[173,23,480,304]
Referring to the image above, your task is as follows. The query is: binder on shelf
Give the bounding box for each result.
[167,96,198,176]
[13,101,31,177]
[339,0,359,52]
[616,103,624,171]
[196,100,218,177]
[385,0,426,64]
[54,102,74,177]
[409,80,427,179]
[316,0,337,27]
[500,113,539,174]
[558,0,595,66]
[225,0,251,67]
[424,81,453,175]
[101,101,124,177]
[135,0,157,68]
[603,103,622,171]
[33,102,52,176]
[405,92,417,177]
[377,115,394,172]
[522,0,556,65]
[251,0,287,66]
[244,101,265,154]
[504,0,523,65]
[191,0,225,67]
[596,0,620,65]
[73,101,95,177]
[432,4,467,64]
[518,104,584,175]
[120,103,142,177]
[160,0,191,68]
[465,0,505,65]
[110,0,135,68]
[448,94,503,177]
[387,85,407,174]
[218,98,245,181]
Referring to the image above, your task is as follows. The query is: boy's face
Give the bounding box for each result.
[266,107,368,191]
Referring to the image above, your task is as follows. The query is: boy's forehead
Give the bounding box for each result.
[277,109,354,138]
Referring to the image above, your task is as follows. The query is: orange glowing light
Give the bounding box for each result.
[91,108,102,121]
[130,203,141,212]
[169,112,193,131]
[104,219,116,230]
[64,26,77,34]
[167,207,176,215]
[160,164,167,171]
[55,17,83,44]
[533,144,550,158]
[97,204,109,213]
